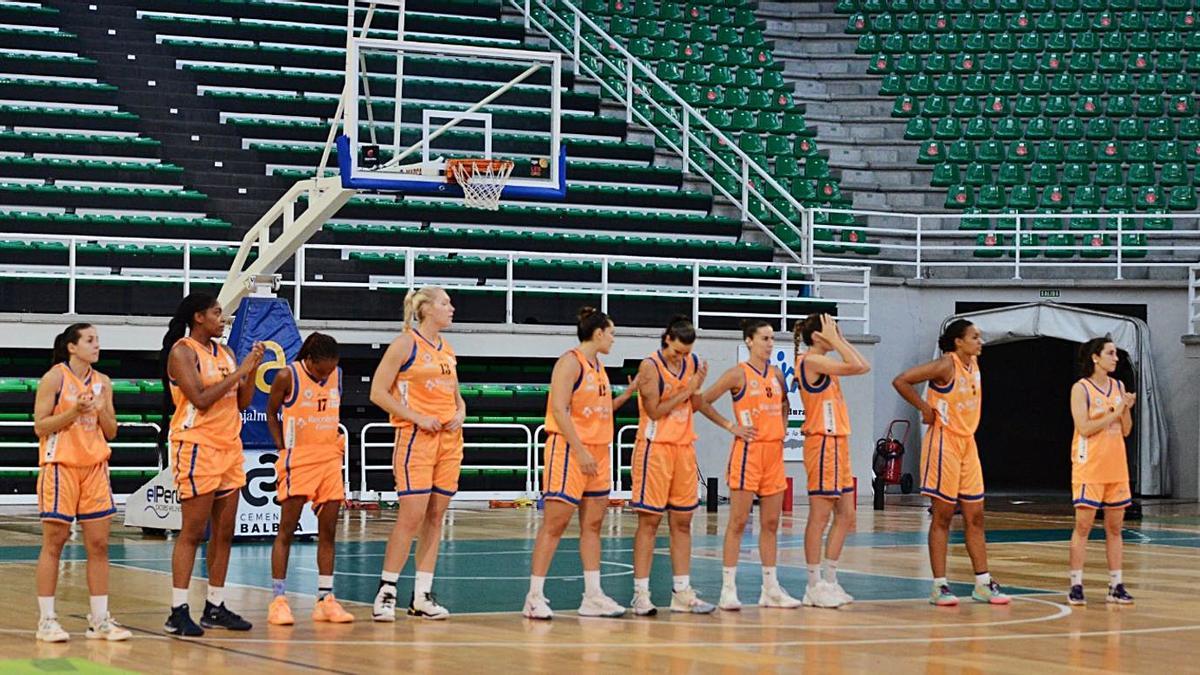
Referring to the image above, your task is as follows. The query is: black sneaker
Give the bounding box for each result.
[165,603,204,637]
[201,601,253,631]
[1106,584,1134,605]
[1068,584,1086,606]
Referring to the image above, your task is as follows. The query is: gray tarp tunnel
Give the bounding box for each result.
[940,302,1169,497]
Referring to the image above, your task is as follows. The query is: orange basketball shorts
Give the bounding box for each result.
[629,439,700,513]
[172,441,246,501]
[803,434,854,498]
[726,439,787,496]
[38,462,115,523]
[542,433,610,505]
[276,457,345,506]
[920,426,984,504]
[393,426,464,497]
[1072,481,1131,510]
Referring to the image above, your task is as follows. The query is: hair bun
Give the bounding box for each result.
[577,306,598,321]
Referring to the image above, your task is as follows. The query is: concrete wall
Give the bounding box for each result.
[868,280,1199,501]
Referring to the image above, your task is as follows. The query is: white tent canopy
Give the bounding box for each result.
[940,302,1169,496]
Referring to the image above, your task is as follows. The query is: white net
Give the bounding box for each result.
[449,159,515,210]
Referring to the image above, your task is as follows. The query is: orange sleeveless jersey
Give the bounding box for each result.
[731,361,785,442]
[796,353,851,437]
[1071,377,1129,483]
[544,349,614,445]
[40,363,110,466]
[281,364,343,469]
[389,330,459,428]
[926,353,981,437]
[636,350,699,445]
[169,337,242,450]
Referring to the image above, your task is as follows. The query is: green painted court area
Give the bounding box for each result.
[0,658,133,674]
[6,526,1190,614]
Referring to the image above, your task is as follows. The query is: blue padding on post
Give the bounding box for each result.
[336,135,567,199]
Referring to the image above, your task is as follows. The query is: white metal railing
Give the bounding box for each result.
[357,422,534,501]
[1189,265,1200,334]
[0,232,868,332]
[614,423,638,498]
[533,423,631,498]
[0,421,163,505]
[807,209,1200,281]
[514,0,814,264]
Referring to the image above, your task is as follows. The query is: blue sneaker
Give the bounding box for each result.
[164,604,204,637]
[201,601,252,631]
[1068,585,1086,606]
[1106,584,1134,605]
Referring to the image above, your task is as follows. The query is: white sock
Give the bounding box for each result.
[317,575,334,599]
[1069,570,1083,587]
[806,564,821,588]
[722,566,737,589]
[822,558,839,584]
[762,566,778,589]
[633,577,649,593]
[672,575,689,592]
[171,587,189,608]
[89,595,107,620]
[529,575,546,596]
[1109,570,1122,586]
[975,572,991,586]
[414,571,434,596]
[38,596,54,620]
[206,585,224,607]
[379,570,399,590]
[583,569,602,595]
[933,577,948,590]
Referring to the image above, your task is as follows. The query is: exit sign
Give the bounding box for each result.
[1040,289,1060,298]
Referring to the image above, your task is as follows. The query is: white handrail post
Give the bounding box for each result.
[1013,215,1023,280]
[572,13,580,67]
[506,253,514,324]
[359,425,369,502]
[624,57,633,124]
[806,208,815,267]
[862,267,871,334]
[183,242,191,297]
[67,237,76,314]
[681,112,690,175]
[915,215,923,279]
[405,246,415,288]
[1115,214,1124,281]
[692,261,700,326]
[524,0,530,30]
[600,256,609,313]
[740,156,749,221]
[294,245,304,320]
[779,265,788,329]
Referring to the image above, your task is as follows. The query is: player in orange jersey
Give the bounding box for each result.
[523,307,637,620]
[695,319,801,611]
[370,287,466,621]
[32,324,131,643]
[266,332,353,625]
[793,313,870,610]
[893,319,1010,607]
[628,316,715,616]
[1067,337,1136,606]
[162,292,265,636]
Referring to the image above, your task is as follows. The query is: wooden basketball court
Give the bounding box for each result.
[1,499,1198,673]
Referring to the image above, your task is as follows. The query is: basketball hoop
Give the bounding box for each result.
[447,158,515,210]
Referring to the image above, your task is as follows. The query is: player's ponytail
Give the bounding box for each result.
[403,286,441,331]
[938,319,973,353]
[159,292,217,450]
[1077,336,1113,378]
[297,332,339,364]
[660,314,696,348]
[51,323,93,364]
[796,313,826,348]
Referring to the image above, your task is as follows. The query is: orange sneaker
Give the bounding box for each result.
[268,596,294,626]
[312,594,354,623]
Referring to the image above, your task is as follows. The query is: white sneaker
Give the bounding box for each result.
[630,588,657,616]
[759,585,803,609]
[718,586,742,611]
[828,581,854,605]
[36,616,69,642]
[523,592,553,620]
[670,587,716,614]
[372,586,397,622]
[578,591,626,618]
[408,592,450,620]
[85,613,131,641]
[801,581,843,609]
